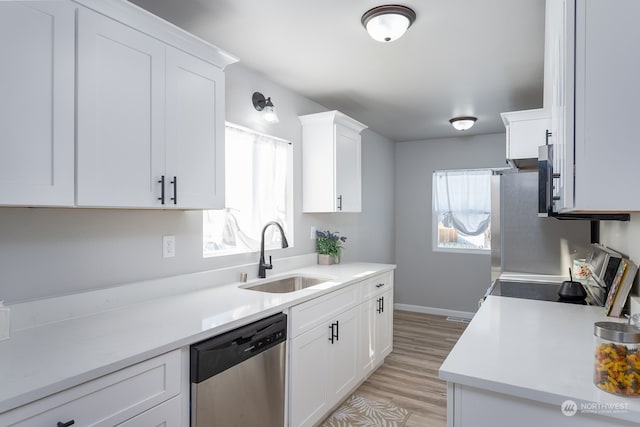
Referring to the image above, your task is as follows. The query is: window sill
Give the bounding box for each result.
[433,247,490,255]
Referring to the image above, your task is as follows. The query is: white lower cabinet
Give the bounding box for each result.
[290,305,359,427]
[289,271,395,427]
[0,349,182,427]
[359,274,394,377]
[448,383,637,427]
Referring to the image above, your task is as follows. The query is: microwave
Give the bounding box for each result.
[585,244,623,293]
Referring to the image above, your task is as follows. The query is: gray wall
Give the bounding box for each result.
[394,133,506,313]
[600,214,640,297]
[0,63,395,304]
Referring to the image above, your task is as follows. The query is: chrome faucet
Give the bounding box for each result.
[258,221,289,278]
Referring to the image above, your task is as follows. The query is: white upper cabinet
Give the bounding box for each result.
[1,0,236,209]
[165,48,225,209]
[76,7,228,209]
[500,108,551,169]
[545,0,640,212]
[300,111,367,213]
[0,2,75,206]
[76,8,165,207]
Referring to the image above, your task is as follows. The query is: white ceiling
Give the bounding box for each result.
[129,0,546,142]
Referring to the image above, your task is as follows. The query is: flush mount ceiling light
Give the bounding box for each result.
[361,5,416,42]
[449,116,477,131]
[252,91,279,123]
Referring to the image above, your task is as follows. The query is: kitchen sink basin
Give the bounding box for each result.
[242,275,331,293]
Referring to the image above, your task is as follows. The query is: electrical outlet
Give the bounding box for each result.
[310,226,316,239]
[163,235,175,258]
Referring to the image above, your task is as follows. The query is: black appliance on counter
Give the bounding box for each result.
[488,279,588,305]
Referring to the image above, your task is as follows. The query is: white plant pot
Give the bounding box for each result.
[318,254,340,265]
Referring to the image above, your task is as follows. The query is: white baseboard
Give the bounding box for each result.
[394,303,475,320]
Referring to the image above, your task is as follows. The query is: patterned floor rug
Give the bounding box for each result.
[320,394,411,427]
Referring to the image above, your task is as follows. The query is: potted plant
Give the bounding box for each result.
[316,230,347,265]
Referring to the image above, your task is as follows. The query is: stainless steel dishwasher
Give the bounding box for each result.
[190,312,287,427]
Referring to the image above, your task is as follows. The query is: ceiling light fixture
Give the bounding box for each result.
[361,5,416,43]
[252,92,279,123]
[449,116,477,131]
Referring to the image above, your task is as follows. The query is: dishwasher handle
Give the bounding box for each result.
[190,313,287,384]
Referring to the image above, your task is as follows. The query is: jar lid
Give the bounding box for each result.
[594,321,640,343]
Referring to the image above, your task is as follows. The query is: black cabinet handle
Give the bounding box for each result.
[337,195,343,211]
[545,129,552,145]
[170,176,177,205]
[57,421,75,427]
[381,296,385,313]
[376,283,384,288]
[328,321,339,343]
[158,175,165,204]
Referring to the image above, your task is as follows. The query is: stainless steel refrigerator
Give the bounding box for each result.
[491,170,591,282]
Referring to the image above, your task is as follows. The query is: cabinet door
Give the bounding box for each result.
[165,48,225,209]
[327,306,360,408]
[359,298,376,376]
[376,289,393,360]
[334,124,361,212]
[546,0,573,212]
[116,395,182,427]
[0,2,74,206]
[290,325,330,427]
[573,0,640,211]
[76,8,165,207]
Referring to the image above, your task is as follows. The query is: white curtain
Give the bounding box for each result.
[434,169,491,236]
[203,124,290,255]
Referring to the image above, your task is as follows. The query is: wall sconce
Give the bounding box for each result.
[361,5,416,43]
[252,92,279,123]
[449,116,477,131]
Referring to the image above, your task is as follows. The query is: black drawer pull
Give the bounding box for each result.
[57,421,75,427]
[375,283,384,288]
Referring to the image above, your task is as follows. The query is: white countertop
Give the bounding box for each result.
[0,261,394,413]
[439,295,640,423]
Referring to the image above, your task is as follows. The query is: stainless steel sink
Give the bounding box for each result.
[242,275,331,293]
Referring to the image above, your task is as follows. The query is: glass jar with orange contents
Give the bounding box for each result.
[593,321,640,397]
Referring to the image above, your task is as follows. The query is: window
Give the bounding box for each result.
[433,169,491,252]
[203,123,293,257]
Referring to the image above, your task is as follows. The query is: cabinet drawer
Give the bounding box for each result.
[360,272,394,300]
[290,285,359,338]
[116,395,182,427]
[0,349,181,427]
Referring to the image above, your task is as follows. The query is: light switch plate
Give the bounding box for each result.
[310,226,316,240]
[163,235,176,258]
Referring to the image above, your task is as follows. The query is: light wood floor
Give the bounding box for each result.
[353,310,468,427]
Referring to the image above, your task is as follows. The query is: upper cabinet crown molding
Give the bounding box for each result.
[298,110,367,134]
[73,0,238,69]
